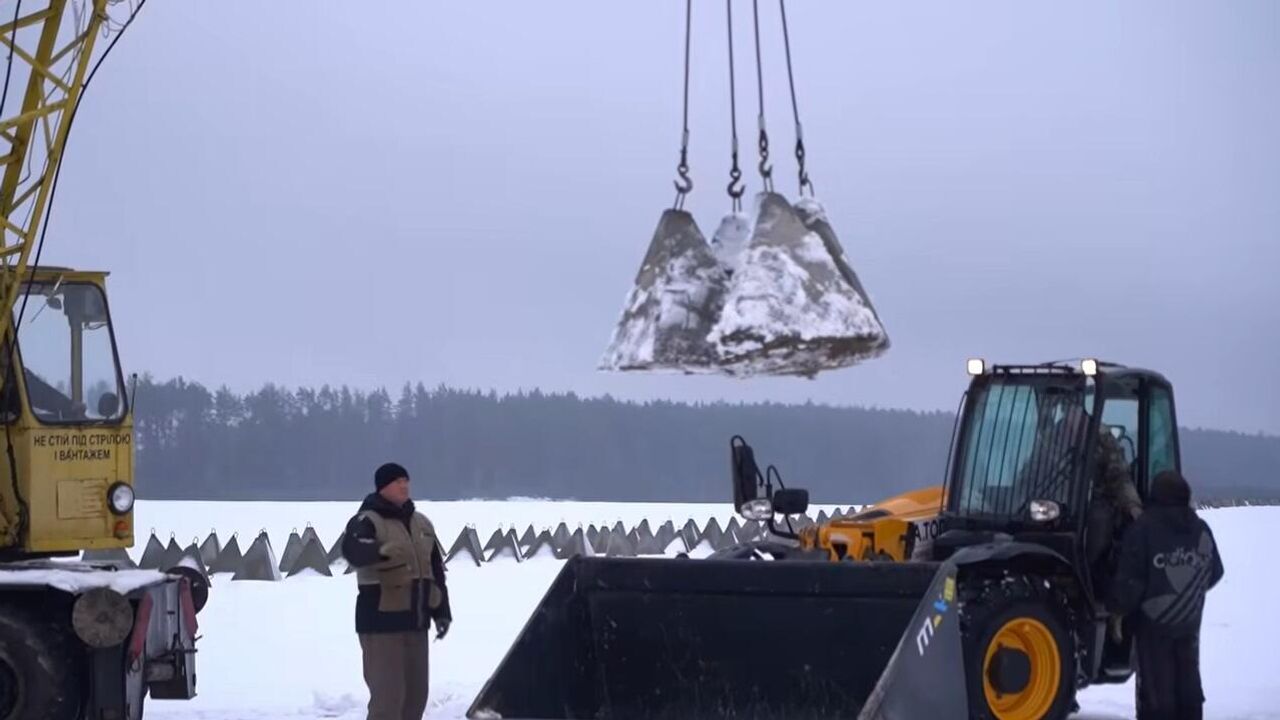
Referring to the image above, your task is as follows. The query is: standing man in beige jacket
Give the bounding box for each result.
[342,462,452,720]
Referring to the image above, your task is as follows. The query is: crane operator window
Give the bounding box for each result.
[15,281,125,423]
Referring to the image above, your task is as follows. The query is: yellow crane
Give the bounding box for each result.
[0,2,199,719]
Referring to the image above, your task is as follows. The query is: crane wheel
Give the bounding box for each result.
[963,596,1074,720]
[0,601,83,720]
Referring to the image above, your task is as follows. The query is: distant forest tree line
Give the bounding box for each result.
[131,376,1280,504]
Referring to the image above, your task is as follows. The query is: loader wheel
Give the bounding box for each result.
[964,599,1073,720]
[0,602,83,720]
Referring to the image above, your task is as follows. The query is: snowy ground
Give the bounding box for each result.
[126,501,1274,719]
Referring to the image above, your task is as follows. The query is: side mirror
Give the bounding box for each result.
[732,436,764,510]
[772,488,810,516]
[97,392,120,418]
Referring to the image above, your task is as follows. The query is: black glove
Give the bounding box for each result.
[435,618,450,640]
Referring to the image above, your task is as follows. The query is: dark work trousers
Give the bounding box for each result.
[360,631,430,720]
[1135,629,1204,720]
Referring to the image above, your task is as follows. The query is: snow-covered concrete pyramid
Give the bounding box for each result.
[137,533,166,570]
[446,527,483,567]
[522,530,557,560]
[517,525,537,549]
[794,196,889,361]
[287,537,333,578]
[633,523,666,555]
[160,536,185,571]
[601,529,636,558]
[482,528,506,557]
[679,519,702,553]
[725,517,742,542]
[278,530,305,574]
[485,529,523,564]
[199,531,221,567]
[209,533,244,575]
[710,192,888,377]
[599,208,729,373]
[702,517,726,549]
[555,529,595,560]
[233,531,282,581]
[552,522,571,550]
[327,533,345,565]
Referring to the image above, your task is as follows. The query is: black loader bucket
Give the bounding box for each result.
[467,557,967,719]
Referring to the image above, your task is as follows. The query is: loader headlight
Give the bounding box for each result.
[966,358,986,376]
[1028,499,1061,523]
[1080,358,1099,376]
[739,498,774,521]
[107,482,134,515]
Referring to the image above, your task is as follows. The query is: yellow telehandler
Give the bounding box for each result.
[471,359,1180,719]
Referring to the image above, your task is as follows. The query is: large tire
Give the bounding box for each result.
[962,581,1076,720]
[0,602,83,720]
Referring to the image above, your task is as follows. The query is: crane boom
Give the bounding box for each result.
[0,0,109,350]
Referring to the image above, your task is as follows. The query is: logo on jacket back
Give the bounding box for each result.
[1141,530,1217,626]
[1152,546,1212,570]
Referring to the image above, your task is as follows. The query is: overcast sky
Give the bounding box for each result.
[41,1,1279,435]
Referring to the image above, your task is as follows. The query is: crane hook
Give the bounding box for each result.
[674,161,694,196]
[727,164,745,203]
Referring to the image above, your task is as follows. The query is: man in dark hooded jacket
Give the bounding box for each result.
[342,462,452,720]
[1110,470,1224,720]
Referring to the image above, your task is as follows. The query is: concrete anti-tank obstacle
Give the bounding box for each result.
[522,530,557,560]
[679,520,702,553]
[300,524,322,548]
[517,525,537,549]
[555,529,595,560]
[633,523,664,555]
[137,532,167,569]
[702,517,726,549]
[481,527,506,556]
[232,530,282,581]
[157,535,184,571]
[278,529,305,574]
[816,509,830,525]
[552,522,570,549]
[655,521,677,551]
[446,527,483,568]
[209,533,244,575]
[725,518,742,544]
[177,542,210,577]
[199,531,221,567]
[287,537,333,577]
[602,529,637,558]
[327,533,345,565]
[82,547,136,568]
[486,529,523,563]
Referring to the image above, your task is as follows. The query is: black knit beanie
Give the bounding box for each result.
[1150,469,1192,507]
[374,462,409,491]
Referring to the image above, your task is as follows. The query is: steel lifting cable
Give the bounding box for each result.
[751,0,773,192]
[672,0,694,210]
[725,0,744,212]
[778,0,813,195]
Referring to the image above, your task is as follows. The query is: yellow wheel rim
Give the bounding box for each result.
[982,617,1061,720]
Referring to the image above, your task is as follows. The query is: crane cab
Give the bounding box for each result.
[0,267,133,556]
